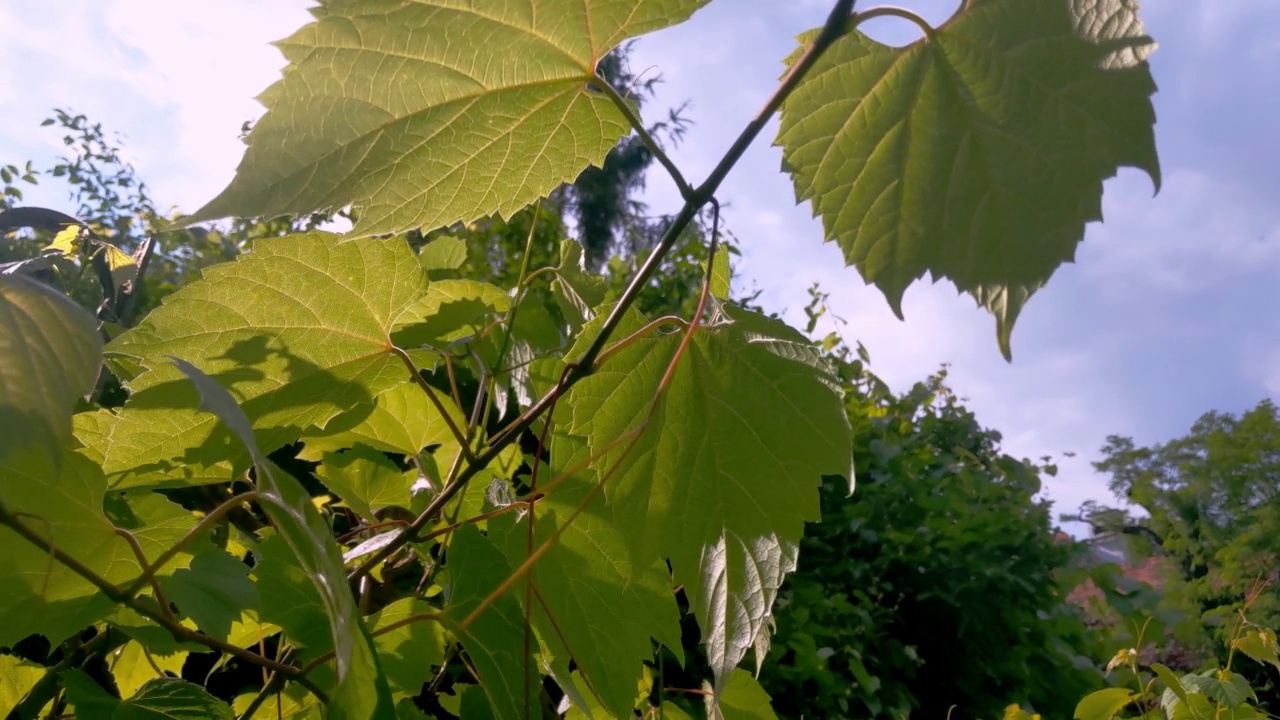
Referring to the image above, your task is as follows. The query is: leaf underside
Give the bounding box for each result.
[184,0,710,238]
[777,0,1160,358]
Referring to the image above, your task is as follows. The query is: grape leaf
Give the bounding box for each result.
[107,641,188,697]
[172,358,394,720]
[494,435,682,718]
[777,0,1160,358]
[0,654,47,713]
[115,677,234,720]
[161,544,256,642]
[0,448,197,647]
[550,240,608,332]
[95,233,429,481]
[0,273,102,462]
[183,0,710,238]
[707,669,779,720]
[564,306,850,691]
[253,531,332,655]
[317,444,417,522]
[445,525,538,720]
[419,236,468,278]
[62,669,121,719]
[366,598,447,700]
[300,380,466,472]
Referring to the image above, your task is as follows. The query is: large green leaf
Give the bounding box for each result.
[0,273,102,462]
[172,358,394,720]
[445,525,538,720]
[184,0,710,237]
[92,233,429,482]
[0,449,200,647]
[564,306,850,691]
[777,0,1160,358]
[494,439,683,718]
[317,445,418,522]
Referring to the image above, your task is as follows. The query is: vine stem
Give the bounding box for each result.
[122,490,260,597]
[853,5,937,40]
[389,345,476,465]
[596,77,694,200]
[456,198,723,637]
[0,501,328,703]
[346,0,857,586]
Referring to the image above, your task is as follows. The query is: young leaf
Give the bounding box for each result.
[707,669,779,720]
[106,641,187,697]
[777,0,1160,358]
[551,240,608,331]
[0,274,102,462]
[1073,687,1136,720]
[172,358,395,720]
[182,0,710,238]
[445,525,538,720]
[564,306,851,691]
[1234,628,1280,673]
[96,232,429,479]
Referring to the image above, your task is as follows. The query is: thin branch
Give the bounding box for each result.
[390,345,476,465]
[0,502,323,699]
[597,77,694,201]
[114,527,176,622]
[346,0,857,585]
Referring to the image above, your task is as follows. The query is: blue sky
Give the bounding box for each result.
[2,1,1277,534]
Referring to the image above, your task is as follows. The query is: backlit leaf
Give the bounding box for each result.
[184,0,710,237]
[0,274,102,462]
[0,654,47,714]
[564,306,850,690]
[367,598,447,700]
[494,441,682,717]
[1074,687,1136,720]
[0,448,195,647]
[445,525,538,720]
[777,0,1160,358]
[94,232,429,480]
[707,669,779,720]
[173,358,394,720]
[317,444,417,522]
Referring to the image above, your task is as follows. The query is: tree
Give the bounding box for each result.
[1087,400,1280,707]
[0,1,1161,717]
[758,335,1099,719]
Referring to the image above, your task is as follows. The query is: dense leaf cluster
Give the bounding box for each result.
[0,0,1163,718]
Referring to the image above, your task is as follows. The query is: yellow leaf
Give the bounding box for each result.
[44,225,85,257]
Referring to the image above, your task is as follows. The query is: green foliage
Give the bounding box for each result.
[758,356,1100,719]
[778,0,1160,357]
[0,0,1163,718]
[0,273,102,462]
[1085,399,1280,708]
[184,0,709,238]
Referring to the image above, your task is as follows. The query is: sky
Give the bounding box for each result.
[2,1,1277,535]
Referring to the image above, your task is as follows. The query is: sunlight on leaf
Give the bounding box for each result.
[184,0,710,238]
[778,0,1160,358]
